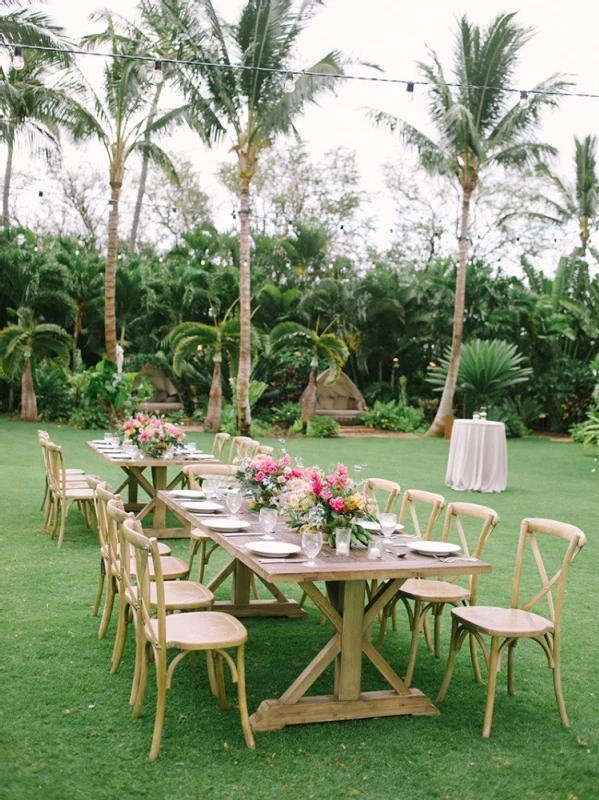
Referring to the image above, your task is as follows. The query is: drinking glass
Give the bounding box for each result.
[472,411,481,421]
[368,540,382,560]
[226,490,243,516]
[109,433,120,447]
[335,527,351,556]
[259,507,278,540]
[379,512,397,540]
[103,432,112,443]
[479,406,488,422]
[301,530,323,566]
[203,478,218,498]
[187,442,197,454]
[165,445,175,459]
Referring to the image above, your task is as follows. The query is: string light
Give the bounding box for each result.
[12,46,24,70]
[406,81,415,94]
[519,90,530,109]
[283,72,296,93]
[152,59,164,84]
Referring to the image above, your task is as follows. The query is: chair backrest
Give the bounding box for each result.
[512,518,586,631]
[212,432,231,459]
[256,445,274,456]
[364,478,401,513]
[227,436,252,464]
[86,474,102,527]
[121,516,164,647]
[399,489,446,539]
[96,482,120,559]
[38,433,52,481]
[441,502,499,601]
[183,463,238,491]
[44,441,67,496]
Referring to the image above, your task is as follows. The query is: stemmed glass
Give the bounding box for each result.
[259,508,278,540]
[301,530,323,566]
[379,512,397,541]
[203,478,218,499]
[226,489,243,517]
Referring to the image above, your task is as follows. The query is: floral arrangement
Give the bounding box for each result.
[236,452,303,510]
[279,463,377,546]
[122,413,185,458]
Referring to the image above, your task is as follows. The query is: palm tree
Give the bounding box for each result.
[0,2,71,52]
[371,13,569,435]
[0,51,83,226]
[0,306,71,421]
[169,311,240,433]
[73,21,188,362]
[177,0,347,434]
[270,320,348,430]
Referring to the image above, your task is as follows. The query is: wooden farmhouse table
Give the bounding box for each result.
[159,490,492,733]
[87,442,221,538]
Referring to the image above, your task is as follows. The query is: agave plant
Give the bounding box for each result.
[427,339,532,408]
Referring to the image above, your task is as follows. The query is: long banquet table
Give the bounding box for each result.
[159,490,492,733]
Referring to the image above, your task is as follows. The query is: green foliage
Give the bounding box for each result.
[488,406,530,438]
[571,407,599,447]
[219,379,268,435]
[267,402,302,430]
[34,360,73,422]
[290,415,340,438]
[359,400,425,433]
[427,339,532,407]
[70,359,151,429]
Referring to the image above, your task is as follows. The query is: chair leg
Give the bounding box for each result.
[130,614,144,706]
[188,537,199,576]
[197,540,207,584]
[40,479,48,512]
[507,640,517,695]
[149,649,168,760]
[236,645,256,749]
[98,576,116,639]
[111,597,129,673]
[91,559,106,616]
[215,654,228,710]
[552,646,570,727]
[404,599,423,688]
[470,632,483,683]
[133,642,151,718]
[433,604,443,659]
[437,615,460,703]
[423,613,433,652]
[56,498,68,548]
[49,497,60,539]
[482,636,500,738]
[43,492,53,530]
[206,650,218,696]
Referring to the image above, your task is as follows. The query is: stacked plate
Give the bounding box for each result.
[185,453,217,461]
[203,518,251,532]
[171,489,205,499]
[245,541,301,558]
[180,500,224,513]
[406,541,461,557]
[358,520,405,534]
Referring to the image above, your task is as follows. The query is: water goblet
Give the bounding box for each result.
[103,432,112,443]
[187,442,197,454]
[259,507,278,540]
[109,433,120,447]
[203,478,218,499]
[301,530,323,567]
[379,512,397,541]
[226,490,243,517]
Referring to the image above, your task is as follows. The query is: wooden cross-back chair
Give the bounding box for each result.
[256,445,274,456]
[392,502,499,687]
[44,441,95,548]
[364,478,401,513]
[437,517,586,738]
[106,500,212,694]
[120,516,254,758]
[38,431,87,524]
[211,432,231,460]
[227,436,260,464]
[398,489,446,539]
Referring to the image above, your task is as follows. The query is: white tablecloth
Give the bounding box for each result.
[445,419,507,493]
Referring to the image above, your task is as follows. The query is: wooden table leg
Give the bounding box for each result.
[337,581,366,701]
[151,467,167,530]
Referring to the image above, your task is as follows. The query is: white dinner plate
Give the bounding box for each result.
[407,541,461,557]
[203,518,252,532]
[171,489,205,499]
[245,541,302,558]
[358,520,405,534]
[186,453,216,460]
[108,452,133,459]
[180,500,224,513]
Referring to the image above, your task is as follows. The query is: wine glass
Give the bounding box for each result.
[203,478,218,499]
[226,490,243,517]
[301,530,323,566]
[379,512,397,541]
[259,507,278,540]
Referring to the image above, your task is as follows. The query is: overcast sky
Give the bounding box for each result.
[13,1,598,255]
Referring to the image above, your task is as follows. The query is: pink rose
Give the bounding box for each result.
[329,496,345,513]
[321,489,332,500]
[255,471,265,482]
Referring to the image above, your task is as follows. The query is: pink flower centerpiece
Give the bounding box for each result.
[122,413,185,458]
[236,452,303,510]
[280,463,377,546]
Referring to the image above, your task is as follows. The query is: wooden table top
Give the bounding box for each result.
[159,490,492,585]
[86,441,222,468]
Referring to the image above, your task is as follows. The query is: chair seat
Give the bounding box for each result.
[63,488,96,500]
[190,527,211,541]
[452,605,554,638]
[400,578,470,603]
[147,610,247,650]
[64,469,86,476]
[113,555,189,581]
[150,581,214,610]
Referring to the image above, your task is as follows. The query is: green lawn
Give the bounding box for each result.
[1,418,597,800]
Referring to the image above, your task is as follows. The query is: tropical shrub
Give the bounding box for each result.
[359,400,425,433]
[571,407,599,448]
[34,360,73,422]
[70,359,151,429]
[290,415,340,438]
[427,339,532,409]
[261,402,302,430]
[488,406,530,438]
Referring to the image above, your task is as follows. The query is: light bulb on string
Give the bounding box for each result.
[406,82,415,102]
[12,46,24,70]
[519,90,530,109]
[152,59,164,84]
[283,72,296,93]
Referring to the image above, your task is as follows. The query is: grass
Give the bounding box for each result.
[1,417,598,800]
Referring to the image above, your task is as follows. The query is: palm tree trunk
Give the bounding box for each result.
[21,356,38,422]
[204,359,222,433]
[105,174,122,363]
[426,186,472,437]
[301,364,318,430]
[2,132,14,228]
[237,174,252,436]
[128,82,163,251]
[580,216,589,257]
